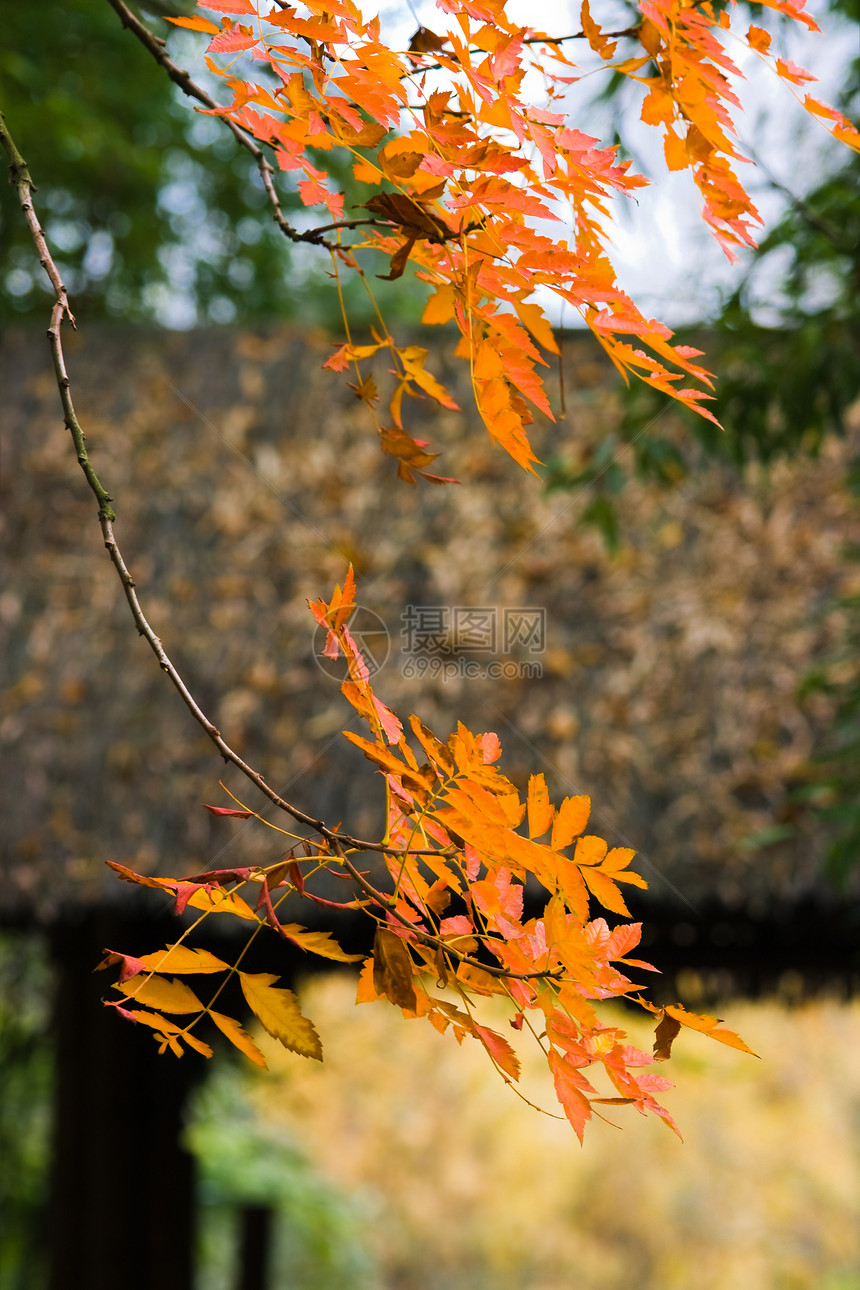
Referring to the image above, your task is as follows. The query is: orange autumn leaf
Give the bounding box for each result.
[664,1004,760,1056]
[548,1048,593,1142]
[573,834,607,867]
[117,1007,213,1059]
[527,773,554,839]
[551,795,591,850]
[66,0,839,1140]
[474,1024,521,1081]
[746,24,772,52]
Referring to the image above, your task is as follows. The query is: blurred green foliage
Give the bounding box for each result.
[0,934,52,1290]
[0,0,421,329]
[800,553,860,886]
[186,1062,378,1290]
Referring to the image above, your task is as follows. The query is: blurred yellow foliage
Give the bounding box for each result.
[249,976,860,1290]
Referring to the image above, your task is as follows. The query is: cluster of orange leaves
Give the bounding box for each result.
[99,0,856,1137]
[104,569,756,1139]
[167,0,858,480]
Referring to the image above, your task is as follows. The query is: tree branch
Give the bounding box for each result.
[1,112,115,523]
[103,0,339,251]
[403,25,640,76]
[0,109,448,865]
[331,842,563,982]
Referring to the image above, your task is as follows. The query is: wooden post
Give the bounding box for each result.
[48,912,199,1290]
[235,1204,274,1290]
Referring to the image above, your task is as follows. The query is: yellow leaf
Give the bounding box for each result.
[123,1008,213,1058]
[640,83,674,127]
[473,340,507,381]
[544,893,594,973]
[613,55,651,74]
[239,972,323,1060]
[455,963,507,995]
[502,829,560,890]
[280,925,364,963]
[602,846,635,872]
[117,975,204,1015]
[209,1010,268,1068]
[421,283,456,326]
[543,891,571,951]
[356,955,383,1004]
[746,24,771,52]
[182,1030,215,1058]
[557,984,599,1031]
[332,118,387,148]
[342,730,415,778]
[602,847,648,888]
[449,778,523,829]
[185,887,259,921]
[352,156,383,184]
[138,944,229,974]
[165,15,221,34]
[514,301,559,355]
[551,795,591,850]
[398,346,459,409]
[613,869,648,889]
[409,714,455,776]
[553,855,590,922]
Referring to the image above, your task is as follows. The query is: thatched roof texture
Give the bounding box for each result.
[2,324,858,923]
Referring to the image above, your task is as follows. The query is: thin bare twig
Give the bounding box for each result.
[0,109,450,865]
[104,0,341,251]
[403,25,640,76]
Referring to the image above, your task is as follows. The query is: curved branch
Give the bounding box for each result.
[0,110,446,863]
[1,112,114,522]
[103,0,338,251]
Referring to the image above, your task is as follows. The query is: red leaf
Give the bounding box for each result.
[474,1024,521,1081]
[200,0,256,11]
[97,949,148,982]
[174,882,205,915]
[206,31,258,53]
